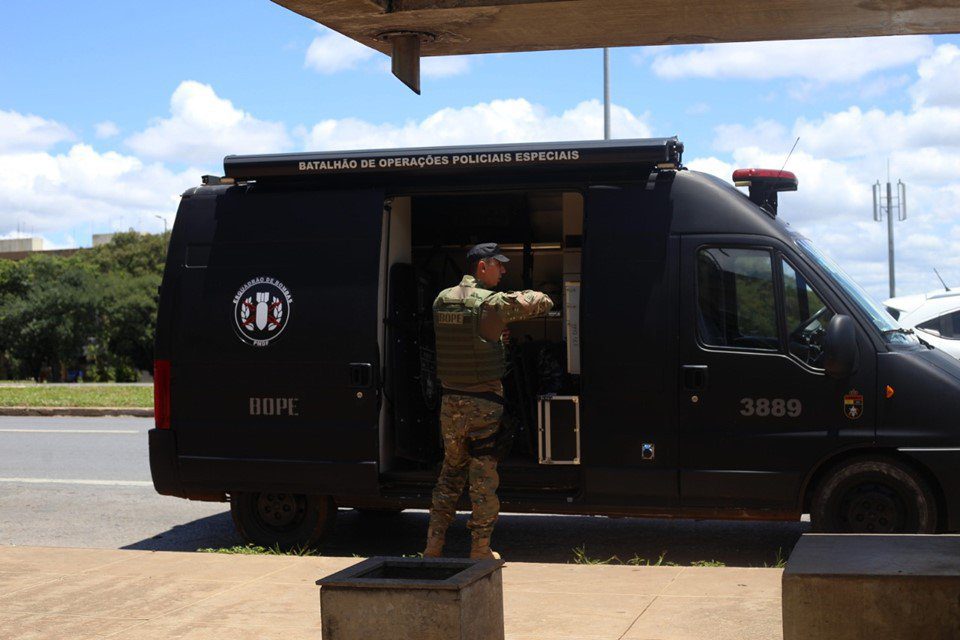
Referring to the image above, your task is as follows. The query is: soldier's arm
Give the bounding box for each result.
[485,290,554,323]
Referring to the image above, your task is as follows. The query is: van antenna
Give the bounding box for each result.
[934,268,951,291]
[757,136,800,215]
[778,137,800,177]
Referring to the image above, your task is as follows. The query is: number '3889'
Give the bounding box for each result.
[739,398,802,417]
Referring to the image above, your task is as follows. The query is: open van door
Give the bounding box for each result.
[169,187,385,496]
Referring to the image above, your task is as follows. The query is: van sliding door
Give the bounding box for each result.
[580,184,679,507]
[172,187,384,495]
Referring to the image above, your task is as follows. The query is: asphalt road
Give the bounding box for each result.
[0,416,808,565]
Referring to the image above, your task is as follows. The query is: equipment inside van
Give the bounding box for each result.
[150,138,960,548]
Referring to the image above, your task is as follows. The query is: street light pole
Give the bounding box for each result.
[154,215,168,235]
[603,48,611,140]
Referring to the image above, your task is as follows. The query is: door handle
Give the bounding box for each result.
[349,362,374,388]
[681,365,709,391]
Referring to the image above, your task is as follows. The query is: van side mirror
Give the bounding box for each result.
[823,314,859,379]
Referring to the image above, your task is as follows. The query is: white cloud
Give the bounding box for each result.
[712,50,960,163]
[303,98,650,150]
[696,45,960,298]
[792,106,960,160]
[304,28,378,74]
[647,36,934,82]
[422,56,471,78]
[0,230,32,240]
[911,43,960,108]
[125,81,292,165]
[857,74,911,101]
[712,120,789,153]
[688,148,868,226]
[95,121,120,139]
[0,110,74,153]
[0,143,200,240]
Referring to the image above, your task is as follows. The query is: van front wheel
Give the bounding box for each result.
[811,458,937,533]
[230,492,336,550]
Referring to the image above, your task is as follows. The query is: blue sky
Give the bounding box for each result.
[3,0,960,299]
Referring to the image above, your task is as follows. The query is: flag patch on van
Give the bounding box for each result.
[843,389,863,420]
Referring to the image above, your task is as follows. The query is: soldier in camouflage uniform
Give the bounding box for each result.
[423,243,554,560]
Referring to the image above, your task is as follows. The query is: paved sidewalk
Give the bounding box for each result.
[0,546,783,640]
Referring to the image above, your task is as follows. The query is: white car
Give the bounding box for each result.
[885,289,960,358]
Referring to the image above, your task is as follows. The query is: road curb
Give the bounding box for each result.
[0,407,153,417]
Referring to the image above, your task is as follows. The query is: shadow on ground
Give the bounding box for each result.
[122,512,240,552]
[126,508,809,567]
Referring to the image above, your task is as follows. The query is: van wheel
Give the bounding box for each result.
[230,493,336,550]
[811,458,937,533]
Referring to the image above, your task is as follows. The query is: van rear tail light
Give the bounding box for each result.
[154,359,171,430]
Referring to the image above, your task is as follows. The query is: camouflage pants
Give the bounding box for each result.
[427,393,502,542]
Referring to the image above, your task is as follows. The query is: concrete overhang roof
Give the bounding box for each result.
[273,0,960,56]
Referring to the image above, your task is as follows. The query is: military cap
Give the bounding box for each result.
[466,243,510,263]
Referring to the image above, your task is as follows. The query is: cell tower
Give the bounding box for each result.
[873,164,907,297]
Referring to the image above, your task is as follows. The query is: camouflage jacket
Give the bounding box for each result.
[435,275,554,393]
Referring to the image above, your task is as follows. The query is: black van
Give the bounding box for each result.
[150,138,960,548]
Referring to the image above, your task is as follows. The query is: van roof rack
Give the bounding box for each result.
[223,137,683,181]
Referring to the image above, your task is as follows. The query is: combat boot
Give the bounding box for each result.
[469,535,501,560]
[423,530,446,558]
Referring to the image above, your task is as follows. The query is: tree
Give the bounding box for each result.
[0,255,100,380]
[0,231,168,381]
[82,231,167,277]
[96,272,161,374]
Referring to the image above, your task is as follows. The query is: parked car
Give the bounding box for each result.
[885,289,960,359]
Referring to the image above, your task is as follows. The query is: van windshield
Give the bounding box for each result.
[793,235,919,346]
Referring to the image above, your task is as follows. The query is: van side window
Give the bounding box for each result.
[696,248,778,350]
[782,259,834,368]
[918,311,960,339]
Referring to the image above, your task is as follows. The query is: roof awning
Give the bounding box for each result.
[272,0,960,92]
[224,137,683,180]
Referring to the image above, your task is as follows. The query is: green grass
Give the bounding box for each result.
[571,544,619,565]
[765,547,788,569]
[572,546,721,567]
[690,559,727,567]
[197,544,322,556]
[627,552,677,567]
[0,384,152,407]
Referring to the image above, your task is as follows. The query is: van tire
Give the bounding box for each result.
[230,492,336,550]
[810,457,937,534]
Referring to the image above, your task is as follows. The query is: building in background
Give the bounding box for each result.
[0,236,79,262]
[0,237,43,253]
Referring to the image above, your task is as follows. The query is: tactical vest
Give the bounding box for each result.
[434,286,506,385]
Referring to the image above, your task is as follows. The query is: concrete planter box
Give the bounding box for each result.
[317,556,504,640]
[783,534,960,640]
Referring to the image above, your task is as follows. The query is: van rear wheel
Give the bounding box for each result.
[811,458,937,533]
[230,492,336,550]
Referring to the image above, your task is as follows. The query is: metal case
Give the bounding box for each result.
[537,395,581,465]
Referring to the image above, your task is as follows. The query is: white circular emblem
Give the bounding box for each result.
[232,277,294,347]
